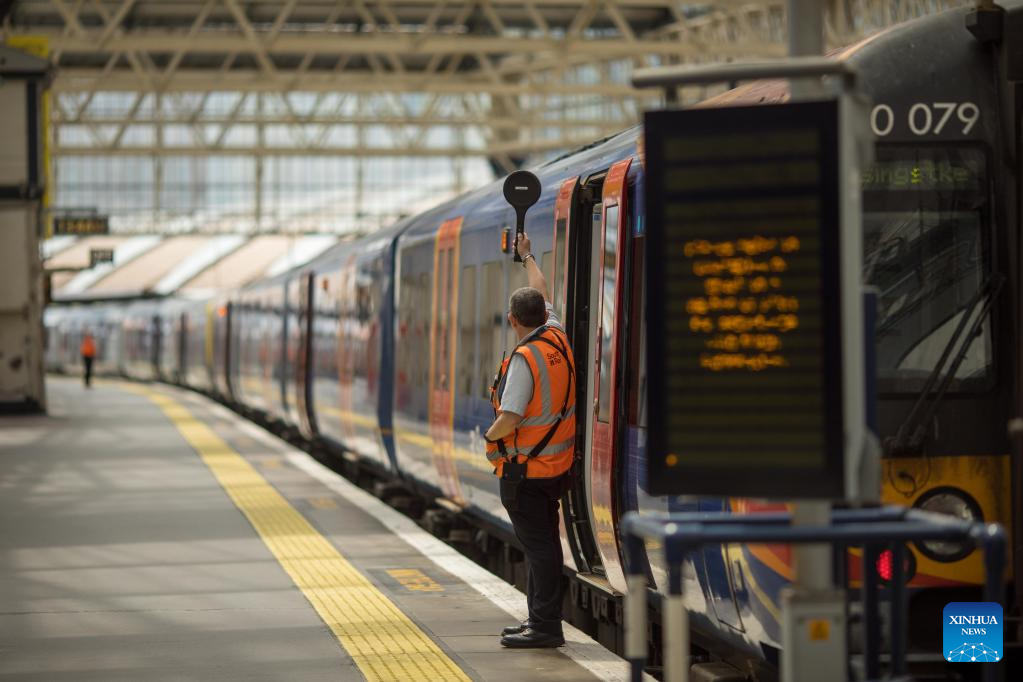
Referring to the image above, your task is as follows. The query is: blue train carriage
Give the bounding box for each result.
[386,130,651,619]
[301,226,404,473]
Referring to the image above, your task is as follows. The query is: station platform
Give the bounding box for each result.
[0,378,632,681]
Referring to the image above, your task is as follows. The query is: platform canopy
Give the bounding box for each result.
[0,1,963,234]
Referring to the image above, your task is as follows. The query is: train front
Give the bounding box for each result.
[847,1,1023,652]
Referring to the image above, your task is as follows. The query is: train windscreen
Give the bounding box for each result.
[862,146,992,393]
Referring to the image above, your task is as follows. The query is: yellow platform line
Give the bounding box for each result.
[127,384,470,682]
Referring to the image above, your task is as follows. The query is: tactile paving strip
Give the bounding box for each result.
[131,385,471,682]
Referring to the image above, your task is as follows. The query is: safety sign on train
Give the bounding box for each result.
[644,100,852,499]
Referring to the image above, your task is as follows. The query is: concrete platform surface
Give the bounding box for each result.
[0,377,633,681]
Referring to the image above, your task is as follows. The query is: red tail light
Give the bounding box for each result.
[876,550,894,582]
[874,546,916,584]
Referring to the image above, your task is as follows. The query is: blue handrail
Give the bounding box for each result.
[621,506,1006,682]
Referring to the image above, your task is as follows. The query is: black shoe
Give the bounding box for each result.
[502,621,532,636]
[500,628,565,649]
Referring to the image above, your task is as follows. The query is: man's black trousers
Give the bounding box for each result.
[82,356,93,387]
[500,474,566,636]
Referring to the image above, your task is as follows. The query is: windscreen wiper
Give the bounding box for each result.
[885,272,1004,457]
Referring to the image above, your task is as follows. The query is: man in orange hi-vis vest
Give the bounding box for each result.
[80,332,97,388]
[485,232,576,649]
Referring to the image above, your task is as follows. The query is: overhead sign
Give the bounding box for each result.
[89,248,114,268]
[644,100,849,499]
[53,214,109,236]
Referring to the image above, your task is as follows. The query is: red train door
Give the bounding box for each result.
[583,158,631,593]
[553,177,580,572]
[428,218,465,503]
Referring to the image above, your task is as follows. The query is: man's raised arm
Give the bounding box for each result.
[515,233,550,302]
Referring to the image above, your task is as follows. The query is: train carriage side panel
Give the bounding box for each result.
[309,231,402,470]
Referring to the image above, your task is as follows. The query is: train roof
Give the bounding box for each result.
[397,127,639,246]
[707,1,1023,108]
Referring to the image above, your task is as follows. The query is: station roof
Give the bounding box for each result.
[45,234,340,302]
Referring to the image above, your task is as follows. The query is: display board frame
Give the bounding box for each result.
[644,99,852,499]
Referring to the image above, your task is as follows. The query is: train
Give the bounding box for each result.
[45,3,1023,677]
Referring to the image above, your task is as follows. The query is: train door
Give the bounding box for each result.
[283,278,301,425]
[177,312,187,384]
[572,156,626,593]
[428,217,465,503]
[150,313,161,379]
[337,255,358,441]
[296,271,318,440]
[551,178,583,572]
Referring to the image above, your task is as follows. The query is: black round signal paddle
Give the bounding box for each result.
[502,170,542,262]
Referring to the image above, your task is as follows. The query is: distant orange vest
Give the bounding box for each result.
[487,325,576,479]
[80,336,96,359]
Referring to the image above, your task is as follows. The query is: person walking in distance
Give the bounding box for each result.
[485,233,577,648]
[80,331,96,388]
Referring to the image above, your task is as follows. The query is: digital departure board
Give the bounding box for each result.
[52,214,109,236]
[645,101,846,498]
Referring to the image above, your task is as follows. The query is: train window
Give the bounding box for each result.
[862,146,992,393]
[415,269,430,390]
[479,261,504,399]
[597,205,619,423]
[554,217,567,314]
[458,264,477,397]
[540,250,554,297]
[354,288,369,382]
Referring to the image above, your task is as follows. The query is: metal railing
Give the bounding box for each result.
[622,506,1007,682]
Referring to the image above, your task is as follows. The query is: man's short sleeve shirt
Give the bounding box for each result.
[498,302,563,417]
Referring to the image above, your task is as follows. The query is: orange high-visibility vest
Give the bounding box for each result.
[487,325,576,478]
[80,336,96,359]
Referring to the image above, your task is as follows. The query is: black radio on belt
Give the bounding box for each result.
[499,458,528,508]
[502,458,527,482]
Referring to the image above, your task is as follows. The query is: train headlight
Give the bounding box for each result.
[913,487,983,562]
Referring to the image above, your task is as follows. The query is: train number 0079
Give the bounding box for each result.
[871,102,980,137]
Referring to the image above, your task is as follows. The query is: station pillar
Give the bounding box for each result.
[0,46,50,412]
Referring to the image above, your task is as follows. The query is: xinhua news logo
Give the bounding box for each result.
[943,602,1002,663]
